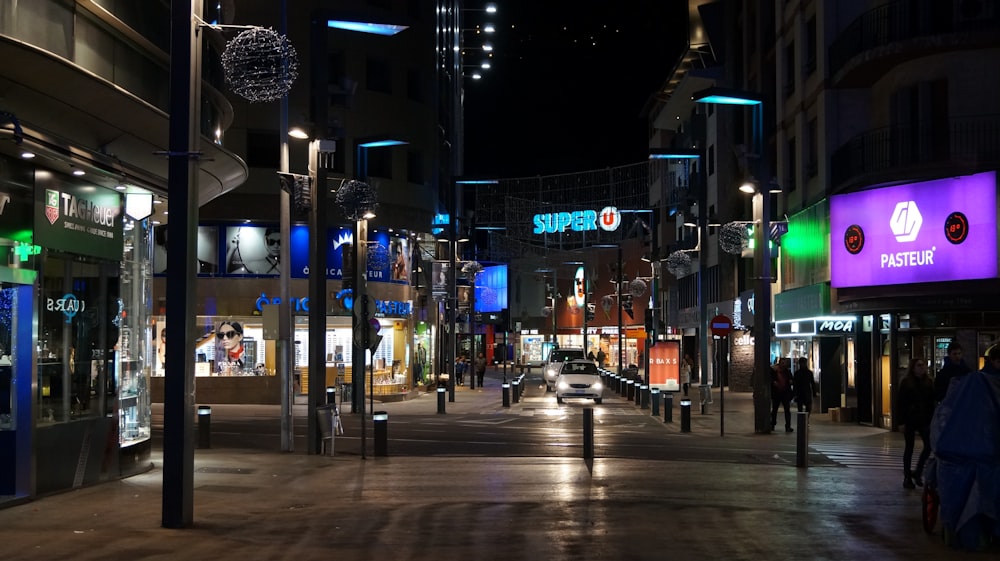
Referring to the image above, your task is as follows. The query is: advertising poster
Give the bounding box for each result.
[647,340,680,392]
[153,226,218,274]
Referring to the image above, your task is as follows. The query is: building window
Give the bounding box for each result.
[407,150,424,184]
[366,58,392,94]
[804,16,817,76]
[783,41,795,98]
[806,119,818,178]
[786,137,797,192]
[246,130,279,169]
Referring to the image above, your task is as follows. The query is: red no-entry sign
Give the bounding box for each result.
[710,314,733,337]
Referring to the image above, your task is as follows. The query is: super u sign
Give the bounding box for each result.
[532,206,621,234]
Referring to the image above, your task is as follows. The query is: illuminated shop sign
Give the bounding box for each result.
[830,171,997,287]
[34,181,123,260]
[775,316,856,338]
[532,206,621,234]
[254,291,412,317]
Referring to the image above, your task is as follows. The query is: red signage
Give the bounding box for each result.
[710,314,733,337]
[647,341,680,391]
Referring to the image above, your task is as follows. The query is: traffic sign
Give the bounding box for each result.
[710,314,733,337]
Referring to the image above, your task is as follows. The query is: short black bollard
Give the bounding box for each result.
[796,411,809,468]
[197,405,211,448]
[627,380,635,402]
[512,379,520,403]
[437,387,446,414]
[634,383,642,406]
[680,398,692,432]
[326,386,336,405]
[374,411,388,456]
[664,393,674,423]
[583,407,594,459]
[520,375,527,395]
[651,388,660,416]
[619,376,627,396]
[640,385,649,409]
[502,383,511,407]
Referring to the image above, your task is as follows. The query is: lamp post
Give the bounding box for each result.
[692,87,772,434]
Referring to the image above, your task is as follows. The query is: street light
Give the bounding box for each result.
[692,86,773,434]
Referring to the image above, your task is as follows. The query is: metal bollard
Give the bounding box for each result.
[651,388,660,416]
[583,407,594,459]
[664,393,674,423]
[326,386,336,405]
[502,383,511,407]
[680,398,692,432]
[627,380,635,401]
[374,411,388,457]
[437,387,446,414]
[634,383,642,406]
[512,379,520,403]
[640,385,649,409]
[796,411,809,468]
[197,405,212,448]
[619,376,628,397]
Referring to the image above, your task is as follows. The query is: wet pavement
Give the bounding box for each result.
[1,369,992,560]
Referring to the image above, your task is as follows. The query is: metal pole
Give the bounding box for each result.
[162,0,202,529]
[356,218,369,459]
[616,245,623,378]
[752,103,774,434]
[278,0,293,453]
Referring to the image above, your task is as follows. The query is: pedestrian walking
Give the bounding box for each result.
[770,358,794,432]
[680,353,693,396]
[934,340,972,403]
[898,357,936,489]
[475,352,487,387]
[456,355,466,386]
[793,357,818,413]
[596,348,607,368]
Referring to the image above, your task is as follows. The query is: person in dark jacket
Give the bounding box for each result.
[770,358,794,432]
[793,357,818,413]
[897,358,936,489]
[934,341,972,403]
[474,352,487,387]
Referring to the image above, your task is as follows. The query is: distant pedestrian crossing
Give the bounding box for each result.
[810,443,915,470]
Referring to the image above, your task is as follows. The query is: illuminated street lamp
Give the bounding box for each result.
[692,86,773,434]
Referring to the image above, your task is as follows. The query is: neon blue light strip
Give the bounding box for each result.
[358,139,408,148]
[456,179,499,185]
[648,153,701,159]
[327,20,409,36]
[694,95,762,106]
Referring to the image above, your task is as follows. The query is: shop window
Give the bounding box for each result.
[38,252,120,424]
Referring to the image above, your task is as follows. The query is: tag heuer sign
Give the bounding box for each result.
[35,180,123,261]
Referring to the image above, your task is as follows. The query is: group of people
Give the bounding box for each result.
[455,352,487,386]
[768,357,819,433]
[586,348,608,368]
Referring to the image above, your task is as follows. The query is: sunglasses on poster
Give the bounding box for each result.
[266,237,280,246]
[217,330,239,339]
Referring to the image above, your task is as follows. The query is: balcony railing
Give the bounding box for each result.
[830,115,1000,190]
[830,0,1000,80]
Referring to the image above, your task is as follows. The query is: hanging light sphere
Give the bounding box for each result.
[541,306,553,317]
[335,179,377,221]
[665,251,692,276]
[601,295,615,313]
[221,27,298,103]
[462,260,484,279]
[366,242,389,271]
[720,222,750,255]
[629,278,648,298]
[480,287,497,307]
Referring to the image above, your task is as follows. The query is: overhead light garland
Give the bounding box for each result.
[720,222,750,255]
[665,251,692,276]
[335,179,378,221]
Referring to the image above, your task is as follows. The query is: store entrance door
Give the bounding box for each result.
[1,282,35,502]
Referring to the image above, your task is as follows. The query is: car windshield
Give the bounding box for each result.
[550,350,584,362]
[561,362,597,374]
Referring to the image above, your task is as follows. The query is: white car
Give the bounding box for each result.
[543,347,586,391]
[555,360,604,404]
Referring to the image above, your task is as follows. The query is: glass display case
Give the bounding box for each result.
[118,219,151,447]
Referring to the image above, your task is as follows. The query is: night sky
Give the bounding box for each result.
[463,1,689,179]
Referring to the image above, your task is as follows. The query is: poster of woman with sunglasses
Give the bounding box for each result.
[224,226,281,274]
[214,321,245,375]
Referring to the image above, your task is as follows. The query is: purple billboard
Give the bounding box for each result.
[830,171,997,288]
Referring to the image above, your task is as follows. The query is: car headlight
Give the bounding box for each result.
[592,382,603,391]
[557,380,569,390]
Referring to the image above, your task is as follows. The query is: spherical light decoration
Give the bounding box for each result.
[629,278,648,298]
[335,179,378,221]
[665,251,692,276]
[462,260,484,280]
[541,306,553,317]
[720,222,750,255]
[479,287,498,307]
[221,27,298,103]
[366,242,389,271]
[601,295,614,313]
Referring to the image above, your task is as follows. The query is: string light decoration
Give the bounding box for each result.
[335,179,378,221]
[221,27,299,103]
[462,260,484,280]
[629,278,648,298]
[720,222,750,255]
[366,242,389,271]
[665,250,692,276]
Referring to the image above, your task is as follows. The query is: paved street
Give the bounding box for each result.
[1,369,991,560]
